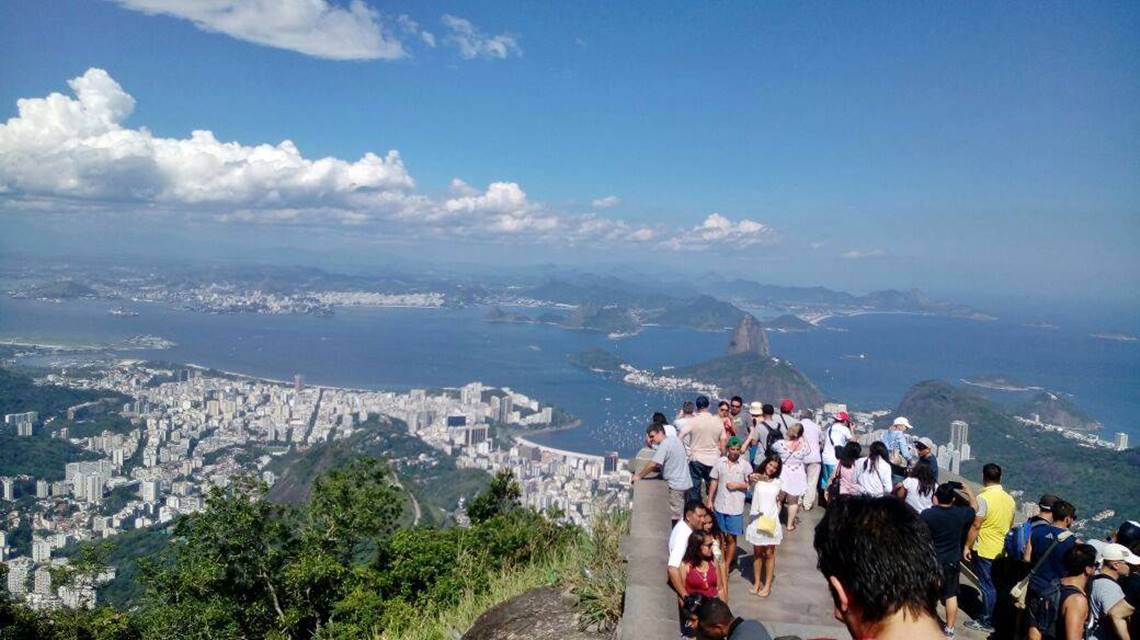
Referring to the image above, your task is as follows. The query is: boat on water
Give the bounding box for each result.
[108,307,140,317]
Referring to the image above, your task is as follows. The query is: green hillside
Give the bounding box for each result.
[673,353,827,408]
[893,380,1139,536]
[267,416,490,525]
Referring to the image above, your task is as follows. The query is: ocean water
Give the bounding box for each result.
[0,297,1136,456]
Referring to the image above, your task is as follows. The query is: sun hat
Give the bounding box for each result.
[1101,543,1140,565]
[748,401,765,416]
[891,416,913,430]
[779,398,794,413]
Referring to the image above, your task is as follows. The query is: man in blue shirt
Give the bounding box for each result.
[1025,500,1079,639]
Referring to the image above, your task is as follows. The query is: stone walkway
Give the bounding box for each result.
[722,506,989,639]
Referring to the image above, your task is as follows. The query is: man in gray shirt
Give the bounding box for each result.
[632,422,693,522]
[1089,543,1138,640]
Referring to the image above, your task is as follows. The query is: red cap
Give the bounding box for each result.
[835,411,850,423]
[780,398,794,413]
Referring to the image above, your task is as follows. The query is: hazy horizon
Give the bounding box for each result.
[2,2,1138,305]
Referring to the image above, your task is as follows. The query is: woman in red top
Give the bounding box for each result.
[717,400,735,437]
[680,531,724,600]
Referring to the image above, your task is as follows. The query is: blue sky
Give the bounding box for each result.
[1,1,1137,302]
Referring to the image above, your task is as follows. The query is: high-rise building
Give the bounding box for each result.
[460,382,484,406]
[141,480,160,503]
[6,557,32,596]
[294,374,303,393]
[496,395,514,424]
[604,452,619,474]
[1,477,13,501]
[950,420,970,456]
[33,567,52,595]
[35,480,49,499]
[1116,432,1130,451]
[32,538,52,563]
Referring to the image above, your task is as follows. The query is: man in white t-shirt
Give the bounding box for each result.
[668,501,709,600]
[1088,543,1139,640]
[820,411,853,493]
[799,410,823,511]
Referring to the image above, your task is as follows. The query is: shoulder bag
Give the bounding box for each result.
[1010,530,1073,609]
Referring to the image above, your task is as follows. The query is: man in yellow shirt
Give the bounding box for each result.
[964,463,1015,633]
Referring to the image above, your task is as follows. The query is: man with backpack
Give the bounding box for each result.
[1028,543,1097,640]
[1088,543,1139,640]
[1026,501,1079,640]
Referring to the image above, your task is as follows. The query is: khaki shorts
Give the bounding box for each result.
[668,488,686,520]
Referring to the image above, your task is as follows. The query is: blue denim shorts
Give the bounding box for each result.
[714,511,745,536]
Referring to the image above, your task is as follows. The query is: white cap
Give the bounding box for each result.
[892,416,913,430]
[1102,543,1140,565]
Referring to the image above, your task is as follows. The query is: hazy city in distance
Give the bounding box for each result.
[0,1,1137,635]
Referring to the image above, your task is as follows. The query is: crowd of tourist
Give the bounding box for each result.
[631,394,1138,640]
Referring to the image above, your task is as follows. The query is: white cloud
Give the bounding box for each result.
[441,14,521,60]
[111,0,406,60]
[0,68,413,208]
[591,195,621,209]
[0,69,675,246]
[659,213,775,250]
[841,249,886,260]
[397,14,435,48]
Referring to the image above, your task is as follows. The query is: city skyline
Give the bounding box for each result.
[1,2,1138,302]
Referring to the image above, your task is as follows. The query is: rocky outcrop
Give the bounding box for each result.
[462,587,608,640]
[726,314,770,357]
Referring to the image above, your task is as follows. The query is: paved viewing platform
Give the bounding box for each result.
[620,454,989,640]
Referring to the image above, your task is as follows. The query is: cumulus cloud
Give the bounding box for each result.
[591,195,621,209]
[841,249,886,260]
[111,0,406,60]
[441,14,521,59]
[1,69,761,252]
[0,68,413,207]
[659,213,775,250]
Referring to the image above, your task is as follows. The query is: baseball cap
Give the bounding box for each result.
[915,437,935,450]
[891,416,913,430]
[780,398,794,413]
[834,411,850,423]
[1101,543,1140,565]
[1037,495,1060,512]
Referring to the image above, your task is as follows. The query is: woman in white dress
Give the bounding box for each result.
[746,454,784,597]
[856,440,894,497]
[771,423,808,532]
[893,458,936,512]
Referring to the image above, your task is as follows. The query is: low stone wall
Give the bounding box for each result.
[617,475,679,640]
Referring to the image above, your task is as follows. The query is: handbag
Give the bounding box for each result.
[1011,530,1073,609]
[755,515,778,534]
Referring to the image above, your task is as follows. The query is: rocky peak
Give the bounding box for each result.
[726,314,770,357]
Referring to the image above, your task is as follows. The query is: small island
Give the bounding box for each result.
[1091,331,1138,343]
[567,348,626,374]
[961,374,1042,392]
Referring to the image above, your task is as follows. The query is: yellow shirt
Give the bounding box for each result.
[974,484,1015,560]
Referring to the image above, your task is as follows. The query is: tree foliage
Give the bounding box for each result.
[465,469,521,524]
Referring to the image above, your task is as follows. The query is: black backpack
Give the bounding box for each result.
[1029,579,1084,640]
[764,420,784,455]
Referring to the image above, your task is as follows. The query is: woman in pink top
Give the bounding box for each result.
[829,441,863,498]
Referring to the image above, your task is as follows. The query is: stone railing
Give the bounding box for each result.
[616,449,677,640]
